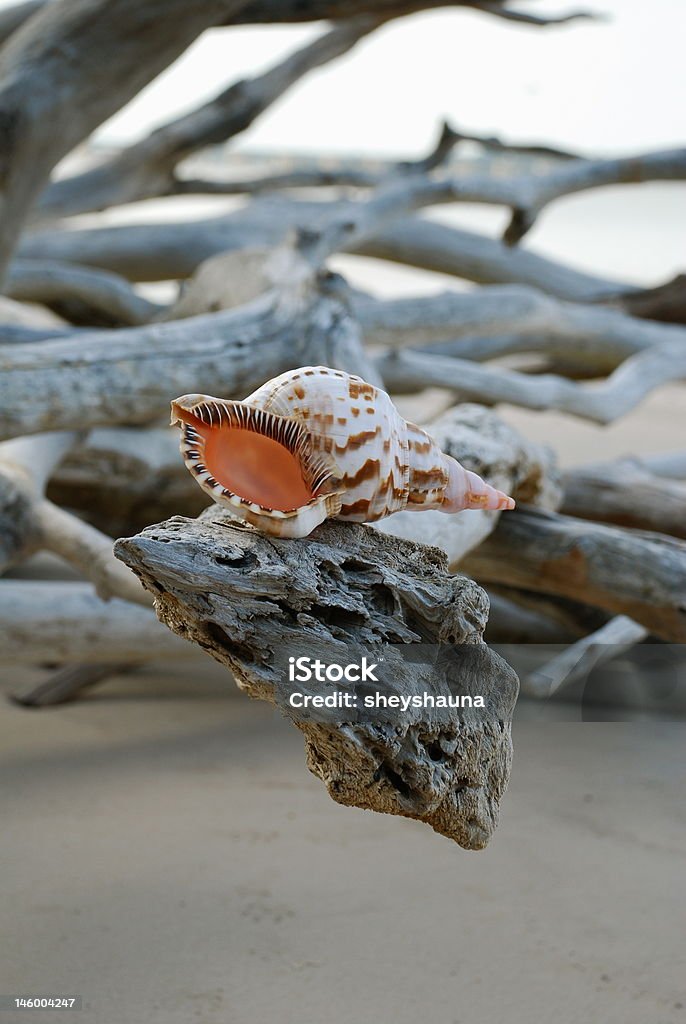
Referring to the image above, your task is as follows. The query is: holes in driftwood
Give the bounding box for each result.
[213,550,258,571]
[202,621,256,664]
[373,763,413,800]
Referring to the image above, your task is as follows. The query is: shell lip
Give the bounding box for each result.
[172,394,343,520]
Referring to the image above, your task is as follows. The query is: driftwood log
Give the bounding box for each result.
[561,457,686,539]
[115,510,519,848]
[463,507,686,643]
[18,196,633,300]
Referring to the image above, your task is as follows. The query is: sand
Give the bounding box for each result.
[2,657,685,1024]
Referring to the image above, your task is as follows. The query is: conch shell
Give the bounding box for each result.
[171,366,515,539]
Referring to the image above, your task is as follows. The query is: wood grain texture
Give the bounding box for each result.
[115,509,519,847]
[561,458,686,539]
[463,507,686,643]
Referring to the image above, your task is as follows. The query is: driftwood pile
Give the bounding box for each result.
[1,0,685,841]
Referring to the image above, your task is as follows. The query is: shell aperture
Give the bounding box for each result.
[171,366,515,539]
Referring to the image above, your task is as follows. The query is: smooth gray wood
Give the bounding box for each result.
[463,507,686,643]
[561,458,686,538]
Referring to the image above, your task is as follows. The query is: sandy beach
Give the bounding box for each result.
[2,656,684,1024]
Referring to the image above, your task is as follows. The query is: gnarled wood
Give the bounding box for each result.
[115,510,519,848]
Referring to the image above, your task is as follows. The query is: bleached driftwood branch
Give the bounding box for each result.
[114,508,519,848]
[2,0,573,275]
[521,615,648,699]
[11,664,135,708]
[463,507,686,642]
[35,17,380,222]
[0,269,375,439]
[0,581,191,663]
[4,260,164,327]
[357,285,685,367]
[378,340,686,424]
[469,2,594,27]
[639,451,686,480]
[561,457,686,538]
[0,432,148,604]
[170,122,579,197]
[289,148,686,257]
[0,0,256,278]
[17,197,633,300]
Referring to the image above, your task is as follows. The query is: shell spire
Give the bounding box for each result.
[171,367,515,538]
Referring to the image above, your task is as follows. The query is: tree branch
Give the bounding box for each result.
[356,284,681,369]
[18,198,635,299]
[0,269,374,439]
[5,259,164,326]
[560,456,686,538]
[0,581,192,663]
[0,0,253,280]
[521,615,648,699]
[0,430,149,603]
[462,507,686,642]
[35,16,381,222]
[378,339,686,424]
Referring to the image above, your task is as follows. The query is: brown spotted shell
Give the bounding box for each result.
[171,366,514,538]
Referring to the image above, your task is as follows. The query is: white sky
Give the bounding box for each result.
[86,0,686,156]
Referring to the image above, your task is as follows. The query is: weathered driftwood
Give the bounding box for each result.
[0,0,255,278]
[0,432,148,604]
[155,122,579,201]
[378,341,686,424]
[316,148,686,251]
[35,17,379,222]
[0,0,595,36]
[484,591,581,645]
[561,457,686,539]
[11,663,135,707]
[0,581,193,663]
[641,451,686,480]
[0,432,79,571]
[356,285,681,368]
[521,615,649,699]
[463,507,686,643]
[48,427,209,538]
[375,403,560,563]
[4,259,164,327]
[17,198,632,299]
[486,585,607,640]
[612,273,686,326]
[115,510,519,848]
[0,269,376,440]
[0,0,44,44]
